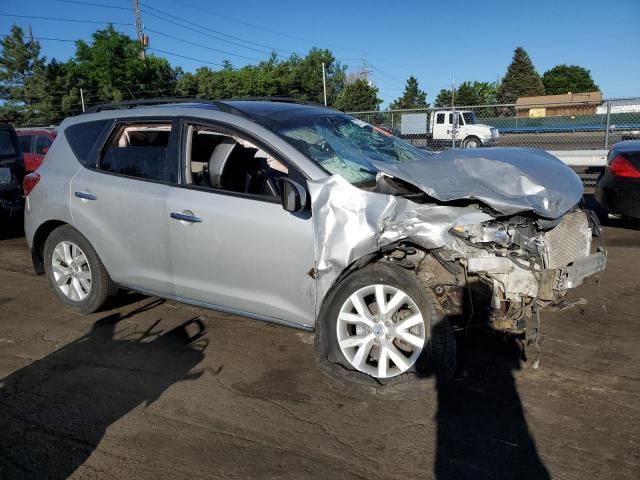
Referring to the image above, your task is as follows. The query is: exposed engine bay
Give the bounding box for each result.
[381,209,605,334]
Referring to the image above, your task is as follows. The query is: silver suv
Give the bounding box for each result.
[24,99,606,384]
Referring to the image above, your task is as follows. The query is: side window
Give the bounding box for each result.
[436,113,445,124]
[185,125,290,198]
[457,114,464,126]
[448,113,454,124]
[19,135,33,153]
[66,119,112,167]
[34,135,52,154]
[100,123,172,182]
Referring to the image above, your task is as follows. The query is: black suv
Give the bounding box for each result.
[0,122,25,219]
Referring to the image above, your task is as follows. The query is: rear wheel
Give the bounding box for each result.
[315,262,455,387]
[44,225,116,313]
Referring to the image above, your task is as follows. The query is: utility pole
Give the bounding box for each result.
[451,78,456,149]
[133,0,146,60]
[362,57,372,86]
[322,62,327,106]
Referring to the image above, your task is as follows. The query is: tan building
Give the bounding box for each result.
[515,91,602,118]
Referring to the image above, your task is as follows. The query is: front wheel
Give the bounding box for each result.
[315,262,455,387]
[462,136,481,148]
[43,225,116,313]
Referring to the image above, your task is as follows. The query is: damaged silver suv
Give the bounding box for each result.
[24,99,606,384]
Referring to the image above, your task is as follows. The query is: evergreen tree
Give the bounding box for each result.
[333,79,381,112]
[0,25,45,123]
[542,64,599,95]
[389,76,428,109]
[497,47,545,103]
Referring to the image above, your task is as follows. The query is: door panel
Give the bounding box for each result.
[168,188,316,327]
[70,169,173,295]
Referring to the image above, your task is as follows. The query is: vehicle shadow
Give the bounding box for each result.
[434,288,551,480]
[0,301,208,480]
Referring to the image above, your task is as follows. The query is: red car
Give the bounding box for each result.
[16,128,56,172]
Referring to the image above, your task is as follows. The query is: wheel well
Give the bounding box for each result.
[31,220,68,274]
[319,241,428,311]
[463,135,480,144]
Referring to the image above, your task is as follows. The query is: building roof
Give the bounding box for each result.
[515,91,602,108]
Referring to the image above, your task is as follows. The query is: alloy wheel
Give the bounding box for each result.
[336,284,426,378]
[51,241,92,301]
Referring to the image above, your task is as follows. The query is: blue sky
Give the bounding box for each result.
[1,0,639,105]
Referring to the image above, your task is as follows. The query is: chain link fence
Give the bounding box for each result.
[348,97,640,152]
[348,98,640,187]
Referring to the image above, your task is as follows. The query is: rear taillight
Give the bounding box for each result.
[608,154,640,178]
[23,172,41,196]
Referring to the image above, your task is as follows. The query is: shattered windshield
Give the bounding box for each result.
[275,115,432,186]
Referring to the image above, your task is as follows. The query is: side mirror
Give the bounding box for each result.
[40,147,49,155]
[278,178,307,213]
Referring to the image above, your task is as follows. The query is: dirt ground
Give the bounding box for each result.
[0,214,638,480]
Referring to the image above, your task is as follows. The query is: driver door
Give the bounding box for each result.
[167,120,316,328]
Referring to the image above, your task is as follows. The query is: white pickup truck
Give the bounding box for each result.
[400,110,499,148]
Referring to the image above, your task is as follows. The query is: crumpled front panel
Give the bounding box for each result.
[370,148,584,219]
[309,175,493,305]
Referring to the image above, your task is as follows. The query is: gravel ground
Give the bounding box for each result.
[0,216,638,480]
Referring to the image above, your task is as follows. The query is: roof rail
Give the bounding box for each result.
[84,98,219,113]
[84,96,325,114]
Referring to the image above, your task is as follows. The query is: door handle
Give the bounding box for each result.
[170,212,203,223]
[75,191,97,201]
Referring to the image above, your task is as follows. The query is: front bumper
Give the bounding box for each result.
[481,137,499,146]
[553,251,607,290]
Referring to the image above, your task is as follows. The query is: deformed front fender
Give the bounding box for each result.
[308,175,493,306]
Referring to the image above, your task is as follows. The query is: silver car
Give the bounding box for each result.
[23,99,606,385]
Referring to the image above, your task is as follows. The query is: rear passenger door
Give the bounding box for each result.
[70,119,179,296]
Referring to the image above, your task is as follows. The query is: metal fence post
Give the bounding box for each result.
[604,99,612,150]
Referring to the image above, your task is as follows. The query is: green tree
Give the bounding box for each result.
[542,64,599,95]
[389,76,428,109]
[74,25,177,102]
[497,47,545,103]
[333,79,381,112]
[0,25,45,123]
[434,81,497,107]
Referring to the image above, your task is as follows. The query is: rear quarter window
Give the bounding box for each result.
[65,119,113,167]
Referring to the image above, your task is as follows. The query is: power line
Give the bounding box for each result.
[140,8,273,57]
[168,0,367,55]
[54,0,132,10]
[144,28,262,63]
[0,33,78,43]
[138,3,295,55]
[147,47,225,68]
[0,13,133,27]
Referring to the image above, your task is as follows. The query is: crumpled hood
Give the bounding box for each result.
[371,147,584,219]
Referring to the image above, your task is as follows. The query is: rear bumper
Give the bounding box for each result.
[595,174,640,218]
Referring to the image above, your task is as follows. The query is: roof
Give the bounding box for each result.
[515,91,602,108]
[612,140,640,152]
[82,98,339,126]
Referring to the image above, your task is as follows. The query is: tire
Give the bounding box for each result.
[43,225,116,314]
[315,262,456,389]
[462,136,481,148]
